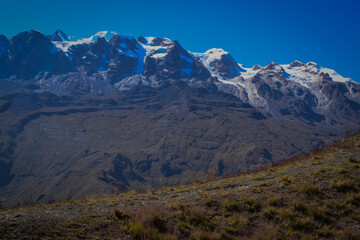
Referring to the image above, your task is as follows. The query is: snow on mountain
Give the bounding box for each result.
[52,31,118,54]
[192,48,229,77]
[89,31,118,41]
[239,64,262,79]
[193,48,245,80]
[281,61,353,86]
[138,36,173,60]
[319,67,352,83]
[49,31,354,87]
[0,29,359,125]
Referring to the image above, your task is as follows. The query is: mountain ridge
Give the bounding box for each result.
[0,29,358,125]
[0,29,359,206]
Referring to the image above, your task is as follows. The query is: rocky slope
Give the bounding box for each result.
[1,132,359,239]
[0,30,359,205]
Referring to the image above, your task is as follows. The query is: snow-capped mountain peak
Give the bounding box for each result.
[87,31,118,41]
[319,67,352,83]
[142,36,172,46]
[52,31,120,53]
[204,48,229,57]
[192,48,245,79]
[288,60,304,68]
[138,36,174,59]
[279,60,352,85]
[50,30,69,42]
[193,48,228,66]
[0,29,359,127]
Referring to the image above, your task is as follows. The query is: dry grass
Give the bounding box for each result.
[1,133,360,239]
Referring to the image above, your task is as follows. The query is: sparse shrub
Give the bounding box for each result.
[279,209,295,221]
[288,217,314,232]
[192,229,212,240]
[128,204,168,239]
[316,225,335,238]
[334,166,349,174]
[346,192,360,206]
[225,200,241,212]
[311,168,326,177]
[205,198,220,209]
[129,220,160,240]
[300,184,321,196]
[183,206,207,227]
[177,221,191,238]
[292,200,308,214]
[348,156,359,163]
[262,206,277,219]
[152,214,167,233]
[114,208,129,220]
[309,206,332,224]
[325,199,346,211]
[245,197,261,212]
[195,179,204,184]
[280,176,293,185]
[269,196,282,207]
[223,214,247,235]
[252,224,281,240]
[332,179,357,193]
[336,227,360,239]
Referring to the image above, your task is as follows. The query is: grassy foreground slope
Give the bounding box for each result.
[1,133,360,239]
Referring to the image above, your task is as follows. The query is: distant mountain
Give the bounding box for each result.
[0,30,359,205]
[48,29,69,42]
[0,30,358,124]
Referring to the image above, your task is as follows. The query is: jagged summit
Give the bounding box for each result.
[90,31,118,41]
[193,48,245,80]
[0,35,9,55]
[204,48,229,56]
[263,61,285,72]
[289,60,304,68]
[0,34,9,45]
[0,29,358,123]
[252,64,262,70]
[142,36,172,46]
[49,29,68,42]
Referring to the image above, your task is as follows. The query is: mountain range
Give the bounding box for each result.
[0,30,359,206]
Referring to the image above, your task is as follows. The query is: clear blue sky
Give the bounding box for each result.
[1,0,359,82]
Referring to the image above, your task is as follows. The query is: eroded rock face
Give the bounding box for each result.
[210,53,244,79]
[7,31,57,79]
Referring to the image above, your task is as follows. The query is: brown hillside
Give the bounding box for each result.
[1,132,360,239]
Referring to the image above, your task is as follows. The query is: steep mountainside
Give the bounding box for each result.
[1,132,359,239]
[0,30,359,205]
[0,83,342,206]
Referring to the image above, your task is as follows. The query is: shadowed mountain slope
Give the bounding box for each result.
[0,83,347,206]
